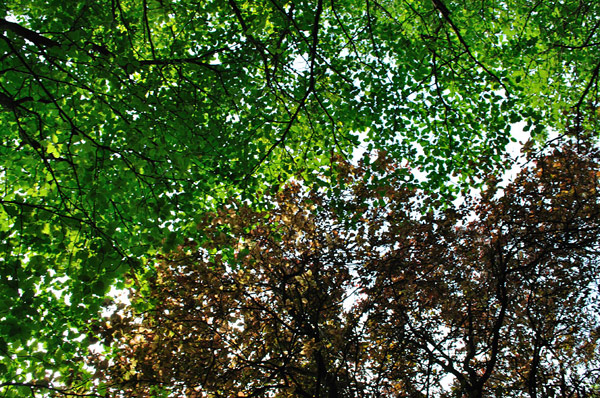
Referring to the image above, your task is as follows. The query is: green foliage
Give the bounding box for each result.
[2,0,600,394]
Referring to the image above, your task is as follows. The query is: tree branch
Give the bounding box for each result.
[431,0,510,94]
[0,18,59,47]
[572,59,600,117]
[0,18,111,56]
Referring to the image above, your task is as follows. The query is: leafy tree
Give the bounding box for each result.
[364,139,600,397]
[3,0,600,391]
[89,137,600,398]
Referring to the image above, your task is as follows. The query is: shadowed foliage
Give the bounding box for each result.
[89,137,600,398]
[3,0,600,393]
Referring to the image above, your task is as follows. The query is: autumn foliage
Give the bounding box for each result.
[91,139,600,398]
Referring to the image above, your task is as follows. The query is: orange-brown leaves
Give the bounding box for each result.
[364,138,600,397]
[91,158,411,397]
[91,140,600,398]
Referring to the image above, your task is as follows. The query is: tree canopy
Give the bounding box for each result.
[1,0,600,395]
[90,138,600,397]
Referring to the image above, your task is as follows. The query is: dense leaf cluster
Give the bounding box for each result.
[2,0,600,394]
[92,139,600,397]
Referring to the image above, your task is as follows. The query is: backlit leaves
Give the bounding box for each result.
[3,0,600,393]
[93,138,600,397]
